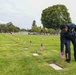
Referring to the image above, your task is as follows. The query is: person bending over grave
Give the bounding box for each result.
[60,23,76,63]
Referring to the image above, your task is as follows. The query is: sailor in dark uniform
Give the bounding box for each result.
[60,23,76,63]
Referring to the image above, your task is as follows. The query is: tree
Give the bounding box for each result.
[31,25,37,32]
[32,20,36,26]
[14,27,20,32]
[41,28,47,33]
[6,22,15,32]
[0,22,20,33]
[36,27,41,32]
[41,4,71,29]
[0,24,6,33]
[31,20,41,32]
[31,25,41,32]
[48,28,55,34]
[20,28,26,31]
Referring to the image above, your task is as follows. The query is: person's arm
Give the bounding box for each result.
[60,33,65,52]
[60,33,65,59]
[67,23,76,31]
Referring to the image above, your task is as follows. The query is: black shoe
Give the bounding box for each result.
[66,59,70,63]
[66,61,70,63]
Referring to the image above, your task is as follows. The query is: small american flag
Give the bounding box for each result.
[30,41,32,45]
[60,52,65,59]
[40,44,44,50]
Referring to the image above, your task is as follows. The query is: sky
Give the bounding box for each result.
[0,0,76,29]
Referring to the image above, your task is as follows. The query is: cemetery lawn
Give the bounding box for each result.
[0,33,76,75]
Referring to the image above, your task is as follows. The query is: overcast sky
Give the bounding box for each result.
[0,0,76,29]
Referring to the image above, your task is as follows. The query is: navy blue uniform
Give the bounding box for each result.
[66,23,76,61]
[60,23,76,62]
[60,32,70,61]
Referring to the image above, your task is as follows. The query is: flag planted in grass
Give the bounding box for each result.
[40,44,44,50]
[60,52,65,59]
[30,41,32,45]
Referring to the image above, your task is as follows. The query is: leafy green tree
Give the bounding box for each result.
[6,22,15,32]
[32,20,36,26]
[0,24,6,33]
[41,4,71,29]
[48,28,55,34]
[20,28,26,31]
[36,27,41,32]
[31,20,42,33]
[31,25,41,32]
[41,28,47,33]
[0,22,20,33]
[14,27,20,32]
[31,25,37,32]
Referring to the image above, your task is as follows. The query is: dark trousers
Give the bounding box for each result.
[65,40,71,61]
[71,37,76,60]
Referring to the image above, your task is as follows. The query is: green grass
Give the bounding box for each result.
[0,33,75,75]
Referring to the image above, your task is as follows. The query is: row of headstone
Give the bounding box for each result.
[17,38,63,70]
[30,41,44,50]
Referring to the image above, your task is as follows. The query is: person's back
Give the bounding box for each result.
[65,23,76,39]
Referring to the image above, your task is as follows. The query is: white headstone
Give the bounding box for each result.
[24,48,28,50]
[33,53,39,56]
[49,64,62,70]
